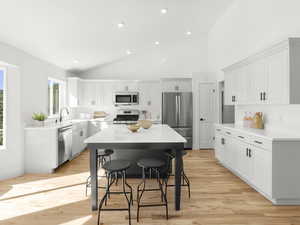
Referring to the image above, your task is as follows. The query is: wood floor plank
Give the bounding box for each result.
[1,149,300,225]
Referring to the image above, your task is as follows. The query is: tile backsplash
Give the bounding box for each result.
[235,105,300,134]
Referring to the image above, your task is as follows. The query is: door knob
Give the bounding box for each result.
[200,118,205,121]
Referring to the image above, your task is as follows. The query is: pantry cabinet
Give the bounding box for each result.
[224,38,300,105]
[214,124,300,205]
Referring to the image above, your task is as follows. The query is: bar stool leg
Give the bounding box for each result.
[121,171,131,225]
[97,172,113,225]
[156,169,168,220]
[137,167,146,222]
[182,170,191,198]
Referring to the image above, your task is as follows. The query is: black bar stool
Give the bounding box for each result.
[136,158,168,222]
[85,149,114,196]
[165,150,191,198]
[97,160,133,225]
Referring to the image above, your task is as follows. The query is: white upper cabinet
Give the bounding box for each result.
[224,38,300,105]
[265,48,289,104]
[67,78,80,107]
[67,79,162,114]
[161,78,192,92]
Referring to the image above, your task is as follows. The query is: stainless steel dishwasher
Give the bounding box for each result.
[58,125,73,166]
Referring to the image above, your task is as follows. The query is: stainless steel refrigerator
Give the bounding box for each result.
[162,92,193,149]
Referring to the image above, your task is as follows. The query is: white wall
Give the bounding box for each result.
[208,0,300,131]
[79,36,209,80]
[0,41,68,180]
[208,0,300,81]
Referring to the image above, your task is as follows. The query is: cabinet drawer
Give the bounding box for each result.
[223,128,234,137]
[233,132,251,143]
[215,127,223,134]
[249,135,272,151]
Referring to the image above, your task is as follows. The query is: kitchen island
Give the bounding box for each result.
[84,124,186,211]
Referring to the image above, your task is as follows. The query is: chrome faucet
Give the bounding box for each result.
[59,107,70,123]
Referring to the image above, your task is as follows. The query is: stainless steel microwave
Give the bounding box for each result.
[114,92,139,105]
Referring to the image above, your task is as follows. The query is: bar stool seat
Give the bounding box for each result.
[137,158,165,169]
[97,149,114,157]
[103,160,131,172]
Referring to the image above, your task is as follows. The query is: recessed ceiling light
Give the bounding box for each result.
[126,50,132,55]
[155,41,160,45]
[186,31,192,36]
[73,60,79,64]
[117,22,125,28]
[161,8,168,14]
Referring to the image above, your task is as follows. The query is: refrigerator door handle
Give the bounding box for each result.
[175,94,178,125]
[178,94,181,125]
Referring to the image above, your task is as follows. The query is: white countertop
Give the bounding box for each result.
[84,124,187,144]
[24,118,113,130]
[215,123,300,141]
[25,118,161,130]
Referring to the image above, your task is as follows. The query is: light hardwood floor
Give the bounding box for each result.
[1,150,300,225]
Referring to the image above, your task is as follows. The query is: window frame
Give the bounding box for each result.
[48,77,66,118]
[0,67,6,150]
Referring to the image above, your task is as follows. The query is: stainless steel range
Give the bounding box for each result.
[113,109,140,124]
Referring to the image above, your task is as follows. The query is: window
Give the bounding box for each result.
[48,78,65,117]
[0,69,5,147]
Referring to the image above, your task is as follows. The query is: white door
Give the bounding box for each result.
[199,83,216,148]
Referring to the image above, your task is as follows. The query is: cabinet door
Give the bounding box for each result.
[224,71,234,105]
[72,131,81,156]
[252,58,268,104]
[235,66,247,104]
[266,49,289,104]
[214,134,225,162]
[161,79,192,92]
[68,78,79,107]
[253,146,272,196]
[102,82,114,106]
[235,140,248,176]
[224,136,237,169]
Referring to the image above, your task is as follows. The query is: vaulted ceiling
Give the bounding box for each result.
[0,0,233,71]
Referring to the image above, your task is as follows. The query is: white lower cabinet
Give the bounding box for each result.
[72,121,88,157]
[214,133,224,162]
[214,124,300,205]
[252,146,272,196]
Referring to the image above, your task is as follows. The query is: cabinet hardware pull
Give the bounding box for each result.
[260,92,263,101]
[263,92,267,101]
[254,140,263,144]
[238,136,244,139]
[249,149,252,158]
[216,129,221,131]
[246,148,249,157]
[226,131,231,135]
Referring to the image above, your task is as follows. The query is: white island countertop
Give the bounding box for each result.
[215,123,300,141]
[85,124,187,144]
